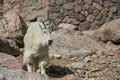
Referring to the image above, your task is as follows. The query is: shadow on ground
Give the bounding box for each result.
[46,65,74,78]
[23,65,74,78]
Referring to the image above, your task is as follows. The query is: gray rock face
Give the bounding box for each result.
[51,28,108,59]
[0,66,51,80]
[0,38,21,56]
[100,19,120,43]
[0,66,21,80]
[1,10,28,47]
[0,10,28,56]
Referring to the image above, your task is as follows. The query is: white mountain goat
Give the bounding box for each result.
[23,19,53,74]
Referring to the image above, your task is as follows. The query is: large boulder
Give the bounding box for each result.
[0,10,28,55]
[99,19,120,43]
[50,28,108,58]
[0,66,51,80]
[0,10,28,47]
[0,38,21,56]
[0,52,23,70]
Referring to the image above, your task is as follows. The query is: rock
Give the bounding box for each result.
[95,0,103,5]
[96,8,108,20]
[100,19,120,43]
[87,14,95,22]
[67,62,86,69]
[63,2,74,10]
[52,54,62,59]
[58,74,79,80]
[48,6,59,12]
[93,9,100,16]
[70,18,80,25]
[84,56,92,63]
[16,70,51,80]
[0,38,21,56]
[79,21,91,30]
[51,29,108,59]
[84,0,92,5]
[0,66,21,80]
[0,67,51,80]
[105,41,118,51]
[93,2,103,10]
[74,5,82,13]
[75,14,86,22]
[81,11,88,17]
[58,23,77,30]
[112,46,120,54]
[49,13,59,20]
[82,4,90,10]
[66,0,74,2]
[90,23,100,30]
[110,6,117,13]
[103,1,113,8]
[0,52,23,70]
[66,50,92,58]
[56,0,63,6]
[1,10,28,47]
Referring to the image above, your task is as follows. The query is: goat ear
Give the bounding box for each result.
[37,17,42,22]
[45,20,50,27]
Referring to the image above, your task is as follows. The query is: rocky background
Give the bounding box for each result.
[49,0,120,30]
[0,0,120,80]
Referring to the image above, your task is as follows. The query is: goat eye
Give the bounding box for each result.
[43,31,46,33]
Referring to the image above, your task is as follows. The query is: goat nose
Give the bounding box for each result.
[49,40,53,43]
[48,40,53,44]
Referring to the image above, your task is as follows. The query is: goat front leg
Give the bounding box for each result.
[41,65,46,74]
[38,56,50,74]
[27,63,33,72]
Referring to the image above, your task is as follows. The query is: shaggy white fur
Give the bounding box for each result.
[23,20,53,74]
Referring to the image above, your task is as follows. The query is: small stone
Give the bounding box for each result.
[53,54,62,59]
[103,1,113,8]
[93,9,100,16]
[56,0,63,5]
[112,0,119,3]
[78,0,84,5]
[87,14,95,22]
[59,74,79,80]
[88,6,94,14]
[54,18,62,24]
[67,62,86,69]
[82,4,90,10]
[63,16,70,23]
[84,0,92,5]
[96,8,108,20]
[84,56,92,63]
[95,20,105,26]
[58,23,77,30]
[63,2,74,10]
[74,5,82,13]
[81,11,88,16]
[110,6,117,13]
[49,0,56,6]
[75,13,85,22]
[64,10,73,16]
[93,2,103,10]
[79,21,91,30]
[48,6,59,12]
[89,23,100,30]
[95,0,103,5]
[66,0,74,2]
[49,13,59,20]
[70,18,80,25]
